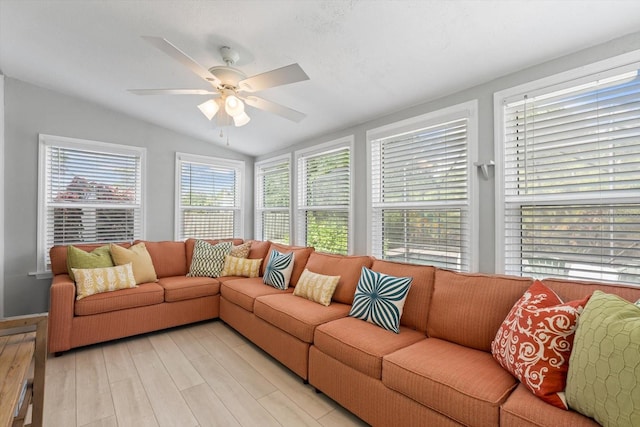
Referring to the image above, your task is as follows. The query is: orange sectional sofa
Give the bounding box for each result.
[47,239,640,426]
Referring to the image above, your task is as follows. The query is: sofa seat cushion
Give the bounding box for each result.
[74,283,164,316]
[383,338,517,427]
[158,276,220,302]
[501,384,600,427]
[314,316,425,379]
[254,293,351,343]
[220,278,293,312]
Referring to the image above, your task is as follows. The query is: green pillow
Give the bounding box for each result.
[66,245,113,281]
[566,291,640,427]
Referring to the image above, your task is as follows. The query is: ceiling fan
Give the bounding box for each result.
[129,36,310,127]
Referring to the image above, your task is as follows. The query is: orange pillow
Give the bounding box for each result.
[491,280,590,409]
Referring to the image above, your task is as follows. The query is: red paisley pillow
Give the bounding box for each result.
[491,280,590,409]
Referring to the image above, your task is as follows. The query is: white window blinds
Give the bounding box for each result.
[38,135,144,271]
[176,153,243,240]
[370,111,473,271]
[255,156,290,244]
[296,141,351,254]
[501,68,640,285]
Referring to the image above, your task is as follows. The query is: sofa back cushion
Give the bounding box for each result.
[137,240,188,278]
[50,243,131,276]
[427,269,532,352]
[262,243,314,286]
[185,238,244,267]
[542,278,640,304]
[371,259,435,333]
[246,240,272,271]
[304,252,374,304]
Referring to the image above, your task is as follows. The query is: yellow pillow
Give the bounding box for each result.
[293,269,341,306]
[221,255,262,278]
[109,242,157,284]
[72,263,137,300]
[230,241,252,258]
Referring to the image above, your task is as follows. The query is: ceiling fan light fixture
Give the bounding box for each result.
[197,99,219,120]
[225,95,245,117]
[233,111,251,127]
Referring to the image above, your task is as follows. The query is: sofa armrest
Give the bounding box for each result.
[48,274,75,354]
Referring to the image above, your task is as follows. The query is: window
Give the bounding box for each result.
[368,101,478,271]
[296,137,352,254]
[496,58,640,285]
[175,153,244,240]
[38,134,145,272]
[255,155,291,244]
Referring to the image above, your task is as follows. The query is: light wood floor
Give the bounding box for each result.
[43,320,369,427]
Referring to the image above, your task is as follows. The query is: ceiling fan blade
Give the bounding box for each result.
[243,96,306,123]
[141,36,221,86]
[128,89,218,95]
[238,63,309,93]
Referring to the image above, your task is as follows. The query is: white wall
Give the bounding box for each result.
[3,78,254,316]
[257,31,640,273]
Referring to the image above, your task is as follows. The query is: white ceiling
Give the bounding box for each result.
[2,1,640,157]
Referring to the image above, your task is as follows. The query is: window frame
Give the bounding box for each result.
[294,136,354,254]
[174,152,245,241]
[494,49,640,281]
[37,134,147,275]
[254,153,292,244]
[366,100,479,271]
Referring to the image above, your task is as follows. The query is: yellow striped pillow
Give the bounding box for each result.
[72,263,137,300]
[293,269,341,306]
[221,255,262,278]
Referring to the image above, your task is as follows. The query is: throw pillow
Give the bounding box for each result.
[73,263,137,300]
[635,298,640,308]
[263,250,294,289]
[349,267,412,333]
[220,255,262,278]
[109,242,158,284]
[230,241,252,259]
[66,245,113,281]
[565,291,640,427]
[491,280,589,410]
[187,240,232,278]
[293,269,341,306]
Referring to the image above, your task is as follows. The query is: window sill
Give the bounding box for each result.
[28,271,53,280]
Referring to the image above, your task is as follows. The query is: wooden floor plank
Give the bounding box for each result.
[259,390,323,427]
[198,330,277,399]
[148,333,204,391]
[43,322,370,427]
[75,347,114,426]
[234,343,335,419]
[132,350,199,427]
[182,382,241,427]
[44,352,76,427]
[110,376,159,427]
[167,327,208,361]
[102,340,138,383]
[191,354,282,427]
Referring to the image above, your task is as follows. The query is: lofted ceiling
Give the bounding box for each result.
[2,0,640,156]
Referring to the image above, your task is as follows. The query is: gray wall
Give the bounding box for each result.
[257,31,640,273]
[3,78,254,316]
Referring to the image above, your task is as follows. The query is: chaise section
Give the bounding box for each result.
[383,338,517,427]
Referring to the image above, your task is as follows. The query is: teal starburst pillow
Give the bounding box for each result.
[263,250,295,290]
[349,267,412,333]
